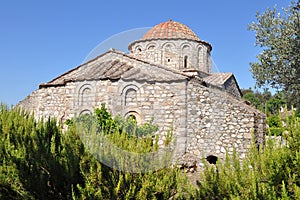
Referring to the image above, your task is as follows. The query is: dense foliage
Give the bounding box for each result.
[248,0,300,108]
[241,87,300,136]
[0,104,194,199]
[1,102,299,199]
[241,88,286,114]
[198,110,300,199]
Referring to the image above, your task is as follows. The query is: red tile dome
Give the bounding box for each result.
[142,19,200,41]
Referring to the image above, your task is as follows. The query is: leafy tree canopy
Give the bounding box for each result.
[241,88,286,114]
[248,0,300,108]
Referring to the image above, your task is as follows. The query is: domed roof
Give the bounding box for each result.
[142,19,200,41]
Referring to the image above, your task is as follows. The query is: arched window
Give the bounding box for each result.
[79,109,92,116]
[182,44,191,69]
[127,114,137,121]
[182,45,191,51]
[147,45,155,50]
[165,44,172,51]
[81,87,91,106]
[125,111,141,125]
[136,46,142,52]
[198,46,205,71]
[125,88,137,106]
[184,56,188,68]
[78,84,92,106]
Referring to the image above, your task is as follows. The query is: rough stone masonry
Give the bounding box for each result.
[18,20,266,168]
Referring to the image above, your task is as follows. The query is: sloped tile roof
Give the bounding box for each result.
[39,49,189,88]
[203,73,233,87]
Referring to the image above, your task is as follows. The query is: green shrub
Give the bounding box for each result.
[0,104,193,199]
[1,102,299,199]
[268,127,284,136]
[197,111,300,199]
[267,114,282,128]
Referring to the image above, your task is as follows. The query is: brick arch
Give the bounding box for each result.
[123,107,144,125]
[74,82,96,115]
[161,42,177,67]
[121,84,141,107]
[79,109,92,116]
[135,45,142,52]
[125,88,137,106]
[196,44,210,73]
[162,42,176,50]
[180,44,192,69]
[78,84,93,106]
[180,43,192,51]
[124,110,142,125]
[146,42,157,50]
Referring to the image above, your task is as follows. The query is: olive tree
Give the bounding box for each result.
[248,1,300,107]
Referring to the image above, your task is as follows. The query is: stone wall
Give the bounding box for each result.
[224,76,242,99]
[18,75,265,166]
[181,78,265,165]
[112,79,188,153]
[18,83,76,123]
[18,78,188,154]
[129,39,211,72]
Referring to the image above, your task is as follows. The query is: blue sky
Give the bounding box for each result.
[0,0,290,105]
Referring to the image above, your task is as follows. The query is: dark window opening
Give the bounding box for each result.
[184,56,188,68]
[167,58,171,62]
[206,155,218,164]
[128,114,136,121]
[127,114,138,125]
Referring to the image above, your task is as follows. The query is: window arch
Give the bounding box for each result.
[135,45,142,52]
[121,84,140,107]
[162,42,176,67]
[81,87,91,105]
[181,44,191,51]
[198,46,204,69]
[181,44,191,69]
[125,111,141,125]
[146,43,156,50]
[78,84,93,106]
[79,109,92,116]
[162,42,175,51]
[165,44,171,50]
[125,88,137,106]
[184,55,188,68]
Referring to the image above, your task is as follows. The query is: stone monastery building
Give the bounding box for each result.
[19,20,266,164]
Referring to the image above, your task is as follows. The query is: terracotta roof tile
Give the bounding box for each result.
[142,20,200,41]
